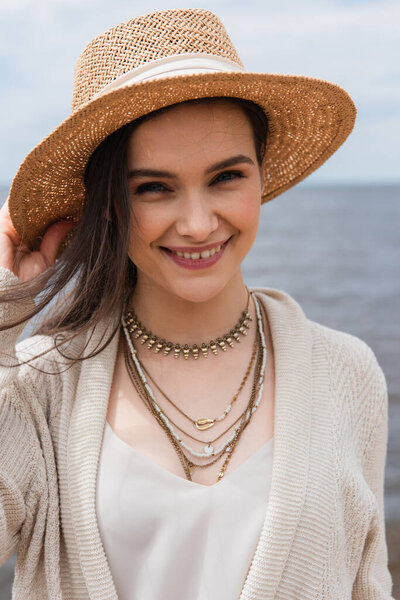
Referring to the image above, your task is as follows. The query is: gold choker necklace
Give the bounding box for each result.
[123,289,252,359]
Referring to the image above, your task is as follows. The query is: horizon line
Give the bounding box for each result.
[0,180,399,193]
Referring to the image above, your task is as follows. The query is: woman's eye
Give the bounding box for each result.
[214,170,244,184]
[135,182,167,195]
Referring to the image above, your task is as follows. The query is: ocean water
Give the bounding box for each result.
[243,184,400,395]
[0,183,399,595]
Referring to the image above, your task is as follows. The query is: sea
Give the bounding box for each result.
[0,183,399,596]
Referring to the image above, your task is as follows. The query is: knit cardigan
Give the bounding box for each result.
[0,264,394,599]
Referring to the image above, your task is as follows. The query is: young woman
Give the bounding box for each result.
[0,8,393,600]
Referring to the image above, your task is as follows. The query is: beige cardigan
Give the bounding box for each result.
[0,265,394,599]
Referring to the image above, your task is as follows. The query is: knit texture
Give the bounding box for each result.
[0,265,393,599]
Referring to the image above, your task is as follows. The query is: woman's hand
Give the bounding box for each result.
[0,197,75,283]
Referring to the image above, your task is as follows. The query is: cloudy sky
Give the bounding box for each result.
[0,0,399,187]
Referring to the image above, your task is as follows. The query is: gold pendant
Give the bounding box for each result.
[195,418,215,431]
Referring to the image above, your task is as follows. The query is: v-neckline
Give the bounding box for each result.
[104,419,274,488]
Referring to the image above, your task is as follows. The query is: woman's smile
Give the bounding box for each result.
[160,237,232,270]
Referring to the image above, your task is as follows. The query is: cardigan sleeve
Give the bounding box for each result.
[352,350,394,599]
[0,393,47,566]
[0,265,48,566]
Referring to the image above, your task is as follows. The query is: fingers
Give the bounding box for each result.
[39,220,76,267]
[1,196,76,275]
[0,197,22,247]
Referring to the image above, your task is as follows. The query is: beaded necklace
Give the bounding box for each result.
[121,293,267,463]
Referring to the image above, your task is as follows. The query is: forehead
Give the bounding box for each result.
[127,100,255,165]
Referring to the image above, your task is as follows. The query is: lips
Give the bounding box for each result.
[163,237,231,255]
[169,243,223,260]
[160,237,231,270]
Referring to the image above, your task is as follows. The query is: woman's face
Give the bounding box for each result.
[126,100,264,303]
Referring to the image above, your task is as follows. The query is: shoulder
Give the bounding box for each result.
[253,286,388,458]
[309,320,388,462]
[299,302,388,451]
[308,318,386,394]
[253,285,387,403]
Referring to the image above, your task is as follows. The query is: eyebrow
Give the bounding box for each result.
[127,154,255,179]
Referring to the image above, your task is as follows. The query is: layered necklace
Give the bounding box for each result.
[121,291,267,483]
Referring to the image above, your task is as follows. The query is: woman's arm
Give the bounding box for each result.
[0,266,46,565]
[0,197,72,567]
[0,388,47,566]
[352,353,394,599]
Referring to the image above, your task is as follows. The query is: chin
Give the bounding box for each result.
[167,279,229,305]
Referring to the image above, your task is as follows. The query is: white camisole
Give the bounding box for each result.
[96,421,274,600]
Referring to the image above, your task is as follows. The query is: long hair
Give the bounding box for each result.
[0,97,268,370]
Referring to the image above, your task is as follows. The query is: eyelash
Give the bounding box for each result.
[134,170,245,195]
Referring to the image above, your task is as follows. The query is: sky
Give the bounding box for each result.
[0,0,399,187]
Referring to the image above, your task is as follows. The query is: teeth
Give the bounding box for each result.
[170,243,223,259]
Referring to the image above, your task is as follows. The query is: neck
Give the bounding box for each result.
[127,271,249,346]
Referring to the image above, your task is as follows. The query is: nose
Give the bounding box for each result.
[174,192,219,241]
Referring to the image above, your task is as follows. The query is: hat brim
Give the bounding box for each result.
[8,71,356,251]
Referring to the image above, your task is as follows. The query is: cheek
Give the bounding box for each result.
[128,208,160,266]
[229,192,261,236]
[129,205,166,247]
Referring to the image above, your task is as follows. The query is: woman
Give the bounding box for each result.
[0,8,393,600]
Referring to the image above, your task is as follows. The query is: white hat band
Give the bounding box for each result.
[93,53,245,99]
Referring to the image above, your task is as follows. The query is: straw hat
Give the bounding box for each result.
[8,8,356,253]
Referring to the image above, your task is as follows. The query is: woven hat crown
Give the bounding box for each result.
[72,8,243,112]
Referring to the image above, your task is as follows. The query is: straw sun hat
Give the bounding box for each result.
[8,8,356,253]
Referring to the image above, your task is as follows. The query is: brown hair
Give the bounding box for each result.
[0,97,268,371]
